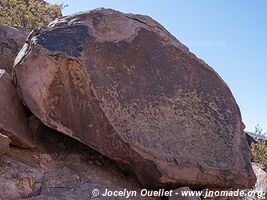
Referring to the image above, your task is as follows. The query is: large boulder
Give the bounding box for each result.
[13,8,256,189]
[0,69,33,148]
[0,23,29,75]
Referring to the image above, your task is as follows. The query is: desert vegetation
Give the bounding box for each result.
[250,125,267,169]
[0,0,62,29]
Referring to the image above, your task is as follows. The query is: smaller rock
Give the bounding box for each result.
[0,156,44,199]
[0,23,29,75]
[252,163,267,194]
[0,133,11,155]
[245,132,257,146]
[170,187,201,200]
[0,179,20,199]
[0,69,33,148]
[39,153,54,170]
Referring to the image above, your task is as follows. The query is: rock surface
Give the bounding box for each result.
[0,127,159,200]
[0,133,11,155]
[13,8,256,189]
[245,132,257,146]
[170,187,201,200]
[0,69,33,148]
[0,23,29,74]
[252,163,267,196]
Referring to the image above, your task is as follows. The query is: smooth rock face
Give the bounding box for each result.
[0,133,11,155]
[0,70,33,148]
[0,23,29,74]
[13,8,256,189]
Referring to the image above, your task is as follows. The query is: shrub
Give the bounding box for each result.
[251,140,267,168]
[0,0,62,29]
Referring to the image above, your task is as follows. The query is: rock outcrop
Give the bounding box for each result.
[0,127,158,200]
[13,8,256,189]
[0,69,33,148]
[0,23,29,75]
[0,133,11,155]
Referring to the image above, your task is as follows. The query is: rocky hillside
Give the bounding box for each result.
[0,8,262,200]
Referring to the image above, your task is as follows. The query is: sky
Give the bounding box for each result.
[48,0,267,133]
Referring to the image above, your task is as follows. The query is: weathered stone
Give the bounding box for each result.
[170,187,201,200]
[0,23,29,75]
[13,8,256,189]
[252,163,267,195]
[0,69,33,148]
[0,127,159,200]
[0,153,44,199]
[0,133,11,155]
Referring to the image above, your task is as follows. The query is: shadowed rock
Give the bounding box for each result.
[0,70,33,148]
[13,8,256,189]
[0,133,11,155]
[0,127,159,200]
[0,23,29,75]
[252,163,267,196]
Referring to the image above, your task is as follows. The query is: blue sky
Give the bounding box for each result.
[48,0,267,133]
